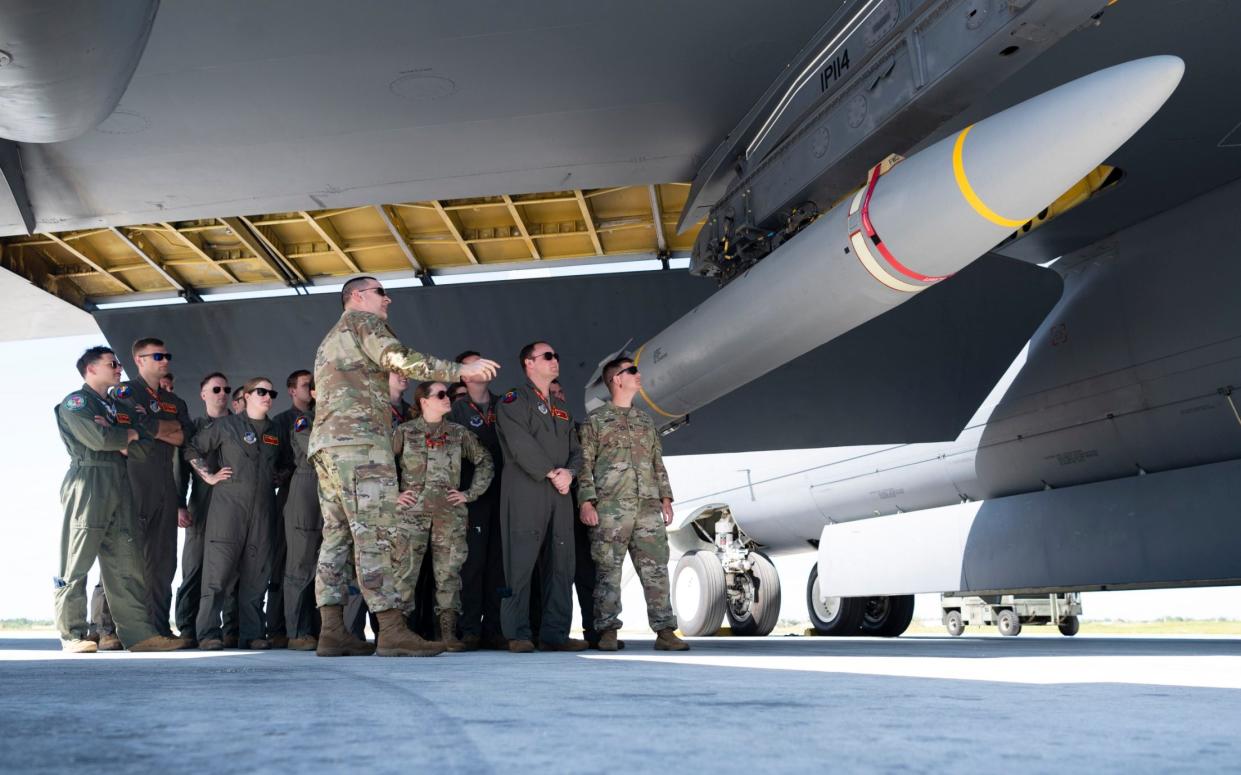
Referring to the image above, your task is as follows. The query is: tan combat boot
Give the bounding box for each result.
[245,638,272,650]
[222,634,239,649]
[316,605,376,657]
[460,633,481,652]
[287,636,318,651]
[375,609,445,657]
[596,630,619,652]
[129,635,185,652]
[62,638,97,654]
[438,611,466,653]
[508,639,535,653]
[98,633,122,651]
[270,634,289,649]
[542,637,589,652]
[654,628,690,651]
[198,638,223,650]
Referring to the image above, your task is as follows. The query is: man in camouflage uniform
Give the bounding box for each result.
[578,357,689,651]
[53,346,183,653]
[310,275,498,657]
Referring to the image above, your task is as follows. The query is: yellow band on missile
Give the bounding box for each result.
[633,345,685,419]
[952,125,1027,229]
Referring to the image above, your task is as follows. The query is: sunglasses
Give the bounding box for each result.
[530,352,559,362]
[100,360,121,369]
[209,385,232,394]
[616,366,639,377]
[358,286,387,297]
[426,390,450,400]
[138,352,173,362]
[249,387,278,398]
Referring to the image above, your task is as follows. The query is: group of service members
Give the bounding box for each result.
[53,274,690,657]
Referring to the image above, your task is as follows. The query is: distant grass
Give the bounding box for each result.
[0,619,54,631]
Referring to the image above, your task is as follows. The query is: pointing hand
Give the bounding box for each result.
[460,358,500,383]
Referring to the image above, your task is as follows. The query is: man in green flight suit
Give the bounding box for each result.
[106,337,196,642]
[578,356,689,652]
[53,346,185,653]
[495,341,587,653]
[310,275,499,657]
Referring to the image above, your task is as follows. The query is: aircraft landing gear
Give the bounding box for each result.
[806,564,914,637]
[670,508,782,637]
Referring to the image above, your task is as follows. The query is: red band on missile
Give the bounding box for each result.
[860,164,949,284]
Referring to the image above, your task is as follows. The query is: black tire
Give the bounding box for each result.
[727,552,782,637]
[806,564,865,636]
[858,594,916,637]
[997,608,1022,636]
[672,551,727,637]
[945,610,965,637]
[1058,615,1080,637]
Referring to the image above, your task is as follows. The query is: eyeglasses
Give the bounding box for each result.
[530,352,559,362]
[137,352,173,362]
[617,366,639,377]
[427,390,450,400]
[358,286,387,297]
[209,385,232,394]
[249,387,279,398]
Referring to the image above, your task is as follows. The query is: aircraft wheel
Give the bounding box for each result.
[1058,615,1080,637]
[858,594,915,637]
[945,610,965,637]
[997,608,1022,636]
[806,564,864,635]
[726,552,782,636]
[672,551,726,637]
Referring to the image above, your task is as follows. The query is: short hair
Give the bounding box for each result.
[341,275,379,308]
[131,337,164,358]
[518,341,546,369]
[455,350,481,364]
[200,371,227,389]
[602,357,634,388]
[76,346,115,378]
[161,372,175,383]
[286,369,312,389]
[231,387,245,401]
[551,378,561,386]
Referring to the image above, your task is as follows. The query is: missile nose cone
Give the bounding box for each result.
[959,55,1184,226]
[869,57,1184,279]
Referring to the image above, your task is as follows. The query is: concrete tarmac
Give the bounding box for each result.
[1,633,1238,773]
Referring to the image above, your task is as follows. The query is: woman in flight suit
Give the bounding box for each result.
[188,377,281,650]
[393,381,494,651]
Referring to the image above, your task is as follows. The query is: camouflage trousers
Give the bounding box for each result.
[589,498,676,633]
[394,506,468,615]
[312,446,401,613]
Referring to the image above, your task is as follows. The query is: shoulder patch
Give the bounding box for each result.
[502,391,517,404]
[293,415,309,432]
[64,394,85,410]
[114,385,131,400]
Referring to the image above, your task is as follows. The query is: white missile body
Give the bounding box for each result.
[589,57,1185,426]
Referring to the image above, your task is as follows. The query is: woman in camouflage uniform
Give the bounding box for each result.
[393,381,494,651]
